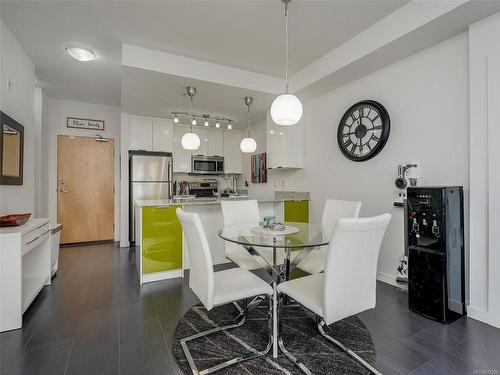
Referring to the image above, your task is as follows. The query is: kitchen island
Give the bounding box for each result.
[134,193,309,284]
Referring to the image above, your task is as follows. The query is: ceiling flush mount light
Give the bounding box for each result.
[240,96,257,153]
[181,86,200,151]
[270,0,303,126]
[65,46,96,62]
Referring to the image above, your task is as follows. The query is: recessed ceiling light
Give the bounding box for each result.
[66,46,96,62]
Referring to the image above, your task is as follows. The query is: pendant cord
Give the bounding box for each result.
[247,104,251,137]
[190,96,193,132]
[285,1,289,93]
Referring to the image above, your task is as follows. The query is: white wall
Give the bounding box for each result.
[34,87,50,217]
[48,99,121,240]
[468,12,500,328]
[0,20,36,215]
[244,32,470,287]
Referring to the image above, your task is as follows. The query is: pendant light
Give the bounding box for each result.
[181,87,201,151]
[270,0,303,126]
[240,96,257,153]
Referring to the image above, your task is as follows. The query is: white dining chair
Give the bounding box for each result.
[220,200,276,270]
[278,214,391,375]
[296,199,362,274]
[176,208,273,374]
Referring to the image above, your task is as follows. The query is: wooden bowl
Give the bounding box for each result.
[0,213,32,227]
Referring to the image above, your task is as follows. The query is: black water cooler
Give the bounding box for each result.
[407,186,465,323]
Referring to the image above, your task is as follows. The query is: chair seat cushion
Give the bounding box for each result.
[277,273,324,317]
[226,245,294,270]
[226,245,264,270]
[296,247,327,274]
[213,268,273,307]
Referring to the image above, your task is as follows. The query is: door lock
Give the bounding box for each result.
[58,180,68,193]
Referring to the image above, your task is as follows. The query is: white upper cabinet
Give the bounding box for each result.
[173,124,192,173]
[129,116,173,153]
[152,118,173,152]
[192,128,209,156]
[208,129,224,157]
[171,124,243,174]
[266,111,303,169]
[129,116,153,151]
[224,130,243,174]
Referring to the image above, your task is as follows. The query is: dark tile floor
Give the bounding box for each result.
[1,243,499,375]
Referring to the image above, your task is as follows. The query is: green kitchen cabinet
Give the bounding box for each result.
[284,200,309,223]
[141,205,182,274]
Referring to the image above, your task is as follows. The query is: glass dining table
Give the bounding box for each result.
[219,222,329,358]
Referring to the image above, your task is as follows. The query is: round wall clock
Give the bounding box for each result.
[337,100,390,162]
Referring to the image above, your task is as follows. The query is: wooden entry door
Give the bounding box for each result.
[57,135,114,244]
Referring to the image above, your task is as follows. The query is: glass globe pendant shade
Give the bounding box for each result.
[271,93,303,126]
[240,137,257,153]
[181,132,200,151]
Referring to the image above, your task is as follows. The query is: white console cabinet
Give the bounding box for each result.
[0,218,51,332]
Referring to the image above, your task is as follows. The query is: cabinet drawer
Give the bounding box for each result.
[22,222,50,255]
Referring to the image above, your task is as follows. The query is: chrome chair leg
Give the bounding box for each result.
[317,319,382,375]
[276,296,312,375]
[180,296,272,375]
[233,296,267,321]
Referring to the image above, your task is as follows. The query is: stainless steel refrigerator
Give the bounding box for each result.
[129,151,173,243]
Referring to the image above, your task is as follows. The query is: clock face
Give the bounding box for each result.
[337,100,390,162]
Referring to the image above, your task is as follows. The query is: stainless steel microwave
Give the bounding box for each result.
[191,155,224,175]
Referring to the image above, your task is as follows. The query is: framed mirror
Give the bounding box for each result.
[0,111,24,185]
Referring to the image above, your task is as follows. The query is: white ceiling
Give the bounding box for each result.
[0,0,409,106]
[122,67,275,129]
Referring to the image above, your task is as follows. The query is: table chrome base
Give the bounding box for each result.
[180,296,273,375]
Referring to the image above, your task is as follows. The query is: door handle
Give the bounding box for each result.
[58,180,68,193]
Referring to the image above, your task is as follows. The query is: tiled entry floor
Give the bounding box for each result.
[1,243,499,375]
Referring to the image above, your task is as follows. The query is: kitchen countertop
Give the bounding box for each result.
[135,196,309,207]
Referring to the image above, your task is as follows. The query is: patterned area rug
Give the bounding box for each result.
[173,300,376,374]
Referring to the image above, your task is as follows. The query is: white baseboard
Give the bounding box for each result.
[141,269,182,284]
[377,271,398,287]
[467,305,500,328]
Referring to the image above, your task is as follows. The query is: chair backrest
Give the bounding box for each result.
[321,199,362,240]
[176,208,215,310]
[220,199,261,227]
[322,214,391,325]
[220,200,261,257]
